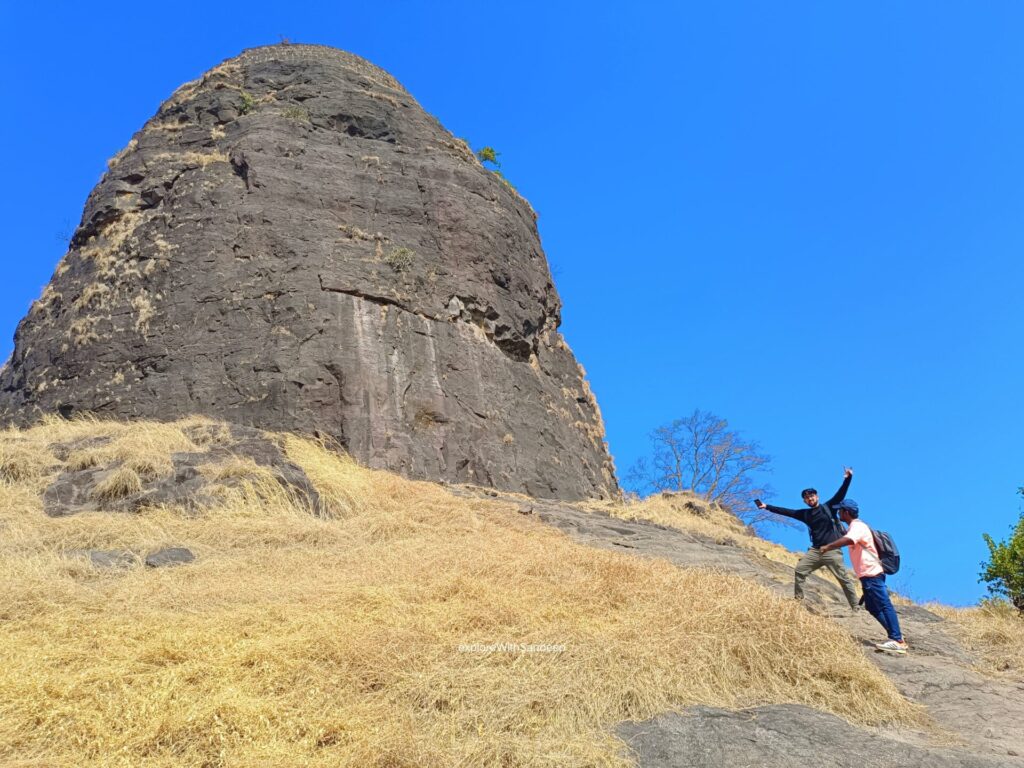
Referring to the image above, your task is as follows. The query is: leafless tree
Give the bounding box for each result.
[627,409,778,526]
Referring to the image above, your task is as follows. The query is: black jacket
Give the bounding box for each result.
[765,475,851,549]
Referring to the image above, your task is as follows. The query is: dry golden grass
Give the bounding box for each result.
[62,417,197,481]
[68,315,100,347]
[0,441,55,483]
[106,138,138,170]
[72,281,112,311]
[145,150,231,168]
[592,492,802,569]
[929,601,1024,679]
[91,465,144,502]
[0,418,922,767]
[132,292,156,334]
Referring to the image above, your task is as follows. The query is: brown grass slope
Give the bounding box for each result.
[594,485,1024,687]
[928,601,1024,679]
[0,417,925,767]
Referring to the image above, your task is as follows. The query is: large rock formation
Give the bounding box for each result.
[0,44,617,500]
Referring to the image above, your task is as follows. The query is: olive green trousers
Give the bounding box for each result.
[794,547,860,609]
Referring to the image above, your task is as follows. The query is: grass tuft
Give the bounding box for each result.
[930,601,1024,679]
[283,105,310,122]
[0,443,54,484]
[384,246,415,272]
[66,449,100,471]
[92,466,144,503]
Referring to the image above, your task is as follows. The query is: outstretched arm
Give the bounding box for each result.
[827,467,854,506]
[755,500,805,522]
[820,535,853,554]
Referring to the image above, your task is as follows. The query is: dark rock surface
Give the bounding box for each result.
[65,547,195,569]
[144,547,195,567]
[617,705,1016,767]
[0,44,617,501]
[68,549,137,568]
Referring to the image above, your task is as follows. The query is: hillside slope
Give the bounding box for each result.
[1,417,1021,766]
[461,488,1024,765]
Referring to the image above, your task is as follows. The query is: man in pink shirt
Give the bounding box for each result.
[820,499,908,654]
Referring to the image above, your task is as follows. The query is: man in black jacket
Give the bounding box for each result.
[755,468,860,610]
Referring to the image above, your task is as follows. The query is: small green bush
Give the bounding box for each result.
[476,146,501,168]
[239,90,256,115]
[470,144,521,194]
[980,490,1024,612]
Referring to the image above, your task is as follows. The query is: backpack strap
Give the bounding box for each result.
[822,502,846,540]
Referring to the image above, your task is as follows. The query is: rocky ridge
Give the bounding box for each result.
[0,44,616,500]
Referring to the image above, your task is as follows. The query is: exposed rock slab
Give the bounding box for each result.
[0,44,616,501]
[67,549,136,569]
[145,547,195,568]
[65,547,196,569]
[617,705,1016,768]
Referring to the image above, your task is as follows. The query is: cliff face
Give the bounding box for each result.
[0,44,617,500]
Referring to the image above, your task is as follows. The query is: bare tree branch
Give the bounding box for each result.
[627,409,784,528]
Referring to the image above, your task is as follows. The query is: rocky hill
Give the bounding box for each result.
[0,44,616,500]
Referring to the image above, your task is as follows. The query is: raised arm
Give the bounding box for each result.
[826,467,853,506]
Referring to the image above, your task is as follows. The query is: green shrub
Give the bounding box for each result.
[476,146,501,168]
[980,490,1024,612]
[472,144,520,194]
[239,90,256,115]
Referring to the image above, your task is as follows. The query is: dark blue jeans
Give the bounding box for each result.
[860,574,903,641]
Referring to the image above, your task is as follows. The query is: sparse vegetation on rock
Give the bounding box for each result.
[384,246,415,272]
[476,145,501,167]
[238,89,256,114]
[282,104,309,121]
[473,144,522,193]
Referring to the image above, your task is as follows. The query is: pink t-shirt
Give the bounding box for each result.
[846,519,884,578]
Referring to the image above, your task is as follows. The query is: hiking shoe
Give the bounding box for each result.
[875,639,909,655]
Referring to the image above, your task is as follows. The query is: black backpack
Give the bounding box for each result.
[871,528,901,575]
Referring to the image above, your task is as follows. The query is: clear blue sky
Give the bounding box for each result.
[1,2,1021,605]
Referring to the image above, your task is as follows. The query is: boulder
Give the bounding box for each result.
[144,547,195,568]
